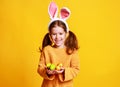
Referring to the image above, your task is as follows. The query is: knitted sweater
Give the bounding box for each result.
[37,45,80,87]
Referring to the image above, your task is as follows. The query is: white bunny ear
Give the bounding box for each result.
[60,7,71,20]
[48,2,58,19]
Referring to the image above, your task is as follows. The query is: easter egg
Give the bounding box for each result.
[56,66,61,70]
[50,64,56,70]
[46,63,51,68]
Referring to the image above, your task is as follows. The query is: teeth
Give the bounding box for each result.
[56,39,61,41]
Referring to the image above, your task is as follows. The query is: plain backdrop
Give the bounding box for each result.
[0,0,120,87]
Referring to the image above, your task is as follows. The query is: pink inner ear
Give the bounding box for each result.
[49,2,57,18]
[61,9,70,19]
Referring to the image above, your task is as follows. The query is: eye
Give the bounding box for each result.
[59,33,63,35]
[51,33,56,35]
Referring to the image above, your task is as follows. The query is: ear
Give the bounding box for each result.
[60,7,71,20]
[48,2,58,19]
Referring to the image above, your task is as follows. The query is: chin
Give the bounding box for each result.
[55,44,61,47]
[55,44,64,48]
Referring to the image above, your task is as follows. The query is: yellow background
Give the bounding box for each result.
[0,0,120,87]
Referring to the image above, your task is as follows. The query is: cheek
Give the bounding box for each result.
[51,35,55,40]
[63,34,66,39]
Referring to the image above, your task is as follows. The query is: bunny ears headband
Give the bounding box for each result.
[48,2,71,32]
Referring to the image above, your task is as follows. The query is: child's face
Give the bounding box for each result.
[50,26,66,48]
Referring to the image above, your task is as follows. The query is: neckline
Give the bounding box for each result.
[50,45,66,50]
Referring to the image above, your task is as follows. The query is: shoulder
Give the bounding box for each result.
[42,45,53,52]
[44,45,52,49]
[72,49,79,55]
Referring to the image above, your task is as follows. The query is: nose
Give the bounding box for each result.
[56,34,59,39]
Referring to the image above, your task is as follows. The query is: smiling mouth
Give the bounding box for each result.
[54,40,62,44]
[55,39,61,42]
[55,41,61,44]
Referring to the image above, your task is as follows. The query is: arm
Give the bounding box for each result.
[59,51,80,82]
[37,50,55,80]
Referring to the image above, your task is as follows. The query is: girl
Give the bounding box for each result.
[37,2,80,87]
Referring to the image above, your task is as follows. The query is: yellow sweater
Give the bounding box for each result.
[37,45,80,87]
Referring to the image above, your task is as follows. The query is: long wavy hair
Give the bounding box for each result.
[40,20,79,54]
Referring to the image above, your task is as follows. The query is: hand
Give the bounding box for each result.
[46,68,56,75]
[55,67,65,74]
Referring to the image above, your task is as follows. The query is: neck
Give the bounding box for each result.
[53,44,65,48]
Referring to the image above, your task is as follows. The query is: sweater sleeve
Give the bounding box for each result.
[37,50,55,80]
[59,51,80,82]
